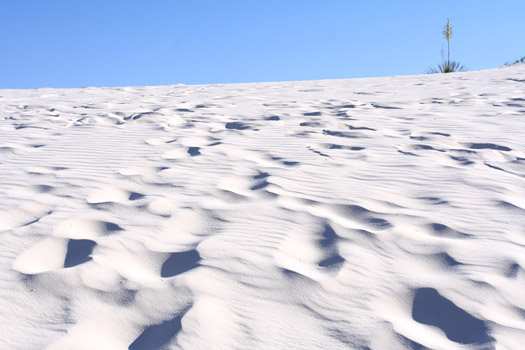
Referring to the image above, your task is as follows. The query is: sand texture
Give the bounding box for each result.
[1,65,525,349]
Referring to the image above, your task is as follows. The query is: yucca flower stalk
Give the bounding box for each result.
[443,18,452,64]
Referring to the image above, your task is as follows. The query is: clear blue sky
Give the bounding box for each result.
[1,0,524,89]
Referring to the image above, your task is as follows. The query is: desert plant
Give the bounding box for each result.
[504,56,525,66]
[427,18,467,74]
[427,60,467,74]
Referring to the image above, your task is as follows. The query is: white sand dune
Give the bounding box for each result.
[1,65,525,349]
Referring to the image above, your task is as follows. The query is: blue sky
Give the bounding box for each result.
[1,0,524,89]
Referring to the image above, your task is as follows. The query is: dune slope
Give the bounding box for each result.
[1,65,525,349]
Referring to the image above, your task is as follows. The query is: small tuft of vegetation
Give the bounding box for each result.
[427,60,467,74]
[504,56,525,66]
[428,18,467,74]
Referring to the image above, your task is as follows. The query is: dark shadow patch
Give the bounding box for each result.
[435,252,461,267]
[120,289,137,305]
[300,121,321,127]
[35,185,54,193]
[264,115,280,121]
[505,262,520,279]
[398,150,419,157]
[412,288,492,345]
[319,224,339,247]
[409,144,444,152]
[332,205,392,231]
[318,254,344,269]
[261,190,278,199]
[283,161,299,166]
[428,223,467,238]
[128,313,186,350]
[269,156,296,165]
[289,131,316,137]
[484,162,515,176]
[333,204,370,217]
[496,200,525,213]
[336,111,355,118]
[410,136,428,141]
[176,108,193,113]
[250,180,269,191]
[328,144,364,151]
[367,217,392,230]
[303,112,322,116]
[187,147,201,156]
[161,250,201,278]
[317,223,344,271]
[225,122,250,130]
[348,125,375,131]
[280,268,316,282]
[354,229,376,240]
[253,171,269,180]
[125,112,154,121]
[466,143,511,152]
[97,288,137,306]
[371,103,401,109]
[451,148,478,154]
[300,303,332,322]
[22,218,40,227]
[420,197,448,205]
[88,202,113,210]
[281,268,301,277]
[323,130,364,139]
[104,222,124,233]
[449,156,474,166]
[129,192,146,201]
[64,239,97,268]
[309,148,330,157]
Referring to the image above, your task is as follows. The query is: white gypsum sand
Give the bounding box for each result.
[0,65,524,349]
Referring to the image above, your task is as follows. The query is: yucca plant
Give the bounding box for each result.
[427,18,467,74]
[427,60,467,74]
